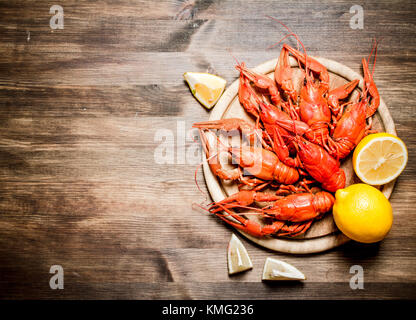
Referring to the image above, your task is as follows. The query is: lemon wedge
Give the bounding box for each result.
[353,133,408,185]
[262,257,305,281]
[183,72,226,109]
[227,234,253,275]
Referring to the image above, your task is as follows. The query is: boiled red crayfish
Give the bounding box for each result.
[193,119,300,186]
[210,190,334,237]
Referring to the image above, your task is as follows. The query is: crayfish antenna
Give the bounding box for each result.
[192,201,212,215]
[367,37,380,78]
[265,16,312,86]
[192,130,211,201]
[227,48,241,65]
[267,32,295,50]
[363,38,379,96]
[194,160,208,198]
[226,48,245,73]
[361,38,381,118]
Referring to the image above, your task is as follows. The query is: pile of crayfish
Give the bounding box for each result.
[193,38,380,238]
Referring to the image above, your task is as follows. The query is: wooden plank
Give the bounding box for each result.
[0,0,415,299]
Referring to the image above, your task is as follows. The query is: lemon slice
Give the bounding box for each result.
[262,257,305,281]
[353,133,408,185]
[183,72,226,109]
[227,234,253,275]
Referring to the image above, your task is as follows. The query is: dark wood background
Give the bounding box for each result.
[0,0,415,299]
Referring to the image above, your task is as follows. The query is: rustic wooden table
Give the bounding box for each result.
[0,0,415,299]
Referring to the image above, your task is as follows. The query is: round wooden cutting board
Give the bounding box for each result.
[202,56,396,254]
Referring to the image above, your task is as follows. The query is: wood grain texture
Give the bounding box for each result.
[0,0,415,299]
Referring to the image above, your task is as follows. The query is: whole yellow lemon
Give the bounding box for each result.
[333,184,393,243]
